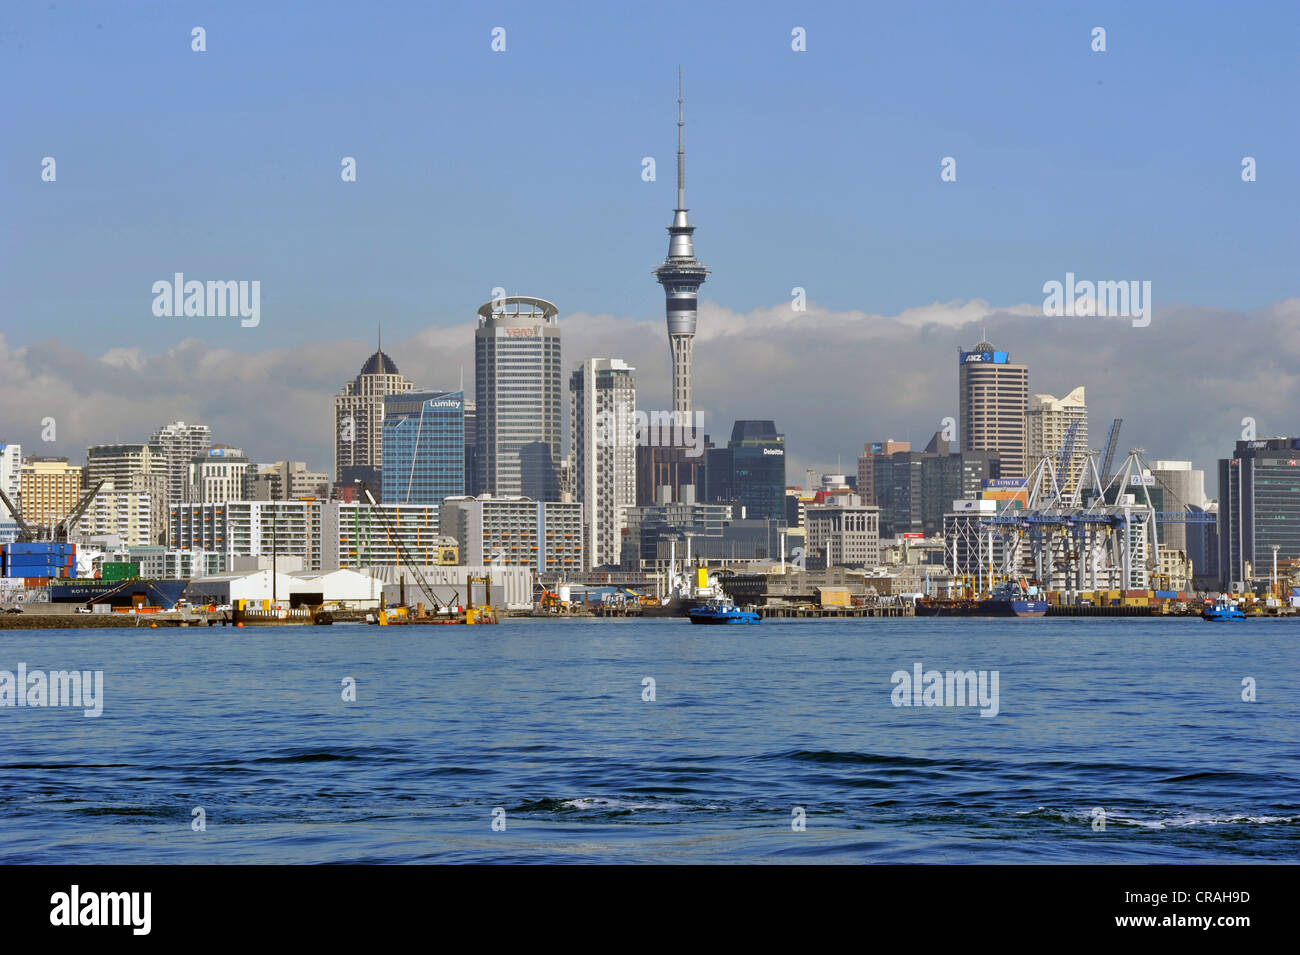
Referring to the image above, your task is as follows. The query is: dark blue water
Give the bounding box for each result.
[1,617,1296,863]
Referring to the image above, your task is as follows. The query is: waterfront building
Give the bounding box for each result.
[322,501,455,571]
[474,297,562,500]
[804,492,881,569]
[959,339,1029,481]
[1217,437,1300,590]
[571,359,637,570]
[149,421,211,504]
[653,70,709,418]
[439,495,582,576]
[334,340,415,496]
[169,500,324,573]
[380,390,465,508]
[1025,387,1088,498]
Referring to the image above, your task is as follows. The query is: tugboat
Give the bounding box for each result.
[1201,600,1246,621]
[687,596,760,625]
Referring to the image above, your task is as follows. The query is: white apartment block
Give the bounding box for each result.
[322,501,456,570]
[440,495,582,576]
[169,500,324,572]
[570,358,637,570]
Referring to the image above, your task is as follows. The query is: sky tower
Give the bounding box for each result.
[654,69,709,419]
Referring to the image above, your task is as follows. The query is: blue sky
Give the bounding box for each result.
[1,1,1297,476]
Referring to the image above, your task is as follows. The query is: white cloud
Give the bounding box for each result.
[1,297,1296,493]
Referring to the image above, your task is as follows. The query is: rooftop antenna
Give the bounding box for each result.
[676,66,685,212]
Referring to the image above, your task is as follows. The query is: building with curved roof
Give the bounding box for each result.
[334,336,415,495]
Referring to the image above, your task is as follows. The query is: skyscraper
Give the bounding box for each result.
[1217,437,1300,589]
[149,421,211,504]
[334,337,414,496]
[1025,387,1088,497]
[475,296,562,500]
[959,339,1029,481]
[381,390,466,508]
[705,420,786,521]
[571,359,637,570]
[654,70,709,419]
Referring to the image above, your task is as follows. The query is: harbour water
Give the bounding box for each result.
[1,617,1295,863]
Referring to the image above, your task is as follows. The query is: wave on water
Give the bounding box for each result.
[511,796,726,814]
[1016,807,1299,828]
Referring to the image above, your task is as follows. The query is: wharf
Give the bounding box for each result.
[0,610,235,629]
[758,604,912,619]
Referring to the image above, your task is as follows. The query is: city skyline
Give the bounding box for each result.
[2,2,1297,485]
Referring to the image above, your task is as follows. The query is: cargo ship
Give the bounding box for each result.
[914,580,1049,617]
[48,577,189,609]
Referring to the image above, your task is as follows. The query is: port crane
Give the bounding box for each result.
[355,483,456,613]
[0,480,105,543]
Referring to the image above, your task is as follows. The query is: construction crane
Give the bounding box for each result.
[0,480,104,542]
[1100,418,1123,490]
[357,483,456,613]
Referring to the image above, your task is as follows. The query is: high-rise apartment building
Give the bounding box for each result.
[18,458,84,528]
[959,339,1029,481]
[440,495,583,576]
[474,296,562,500]
[571,359,637,569]
[1025,387,1088,498]
[334,342,415,496]
[170,500,324,572]
[381,390,465,508]
[149,421,211,504]
[86,443,169,498]
[322,501,456,570]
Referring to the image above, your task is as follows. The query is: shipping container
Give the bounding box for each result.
[101,561,140,581]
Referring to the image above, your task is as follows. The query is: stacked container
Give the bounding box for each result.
[1,541,77,579]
